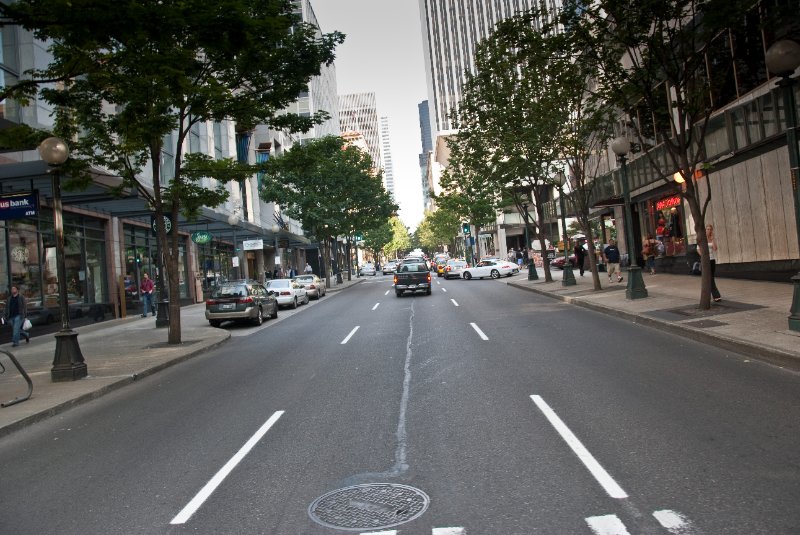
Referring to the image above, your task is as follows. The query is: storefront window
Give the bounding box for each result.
[124,223,190,303]
[649,195,687,257]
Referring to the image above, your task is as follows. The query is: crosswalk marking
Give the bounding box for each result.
[586,514,632,535]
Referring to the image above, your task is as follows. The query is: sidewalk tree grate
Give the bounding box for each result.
[308,483,429,531]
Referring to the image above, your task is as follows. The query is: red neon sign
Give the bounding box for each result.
[656,196,681,211]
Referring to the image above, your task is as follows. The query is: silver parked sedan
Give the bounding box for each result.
[266,278,309,309]
[294,274,326,300]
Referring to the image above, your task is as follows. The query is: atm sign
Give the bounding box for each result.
[0,193,38,220]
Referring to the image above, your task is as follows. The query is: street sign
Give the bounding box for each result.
[0,192,37,220]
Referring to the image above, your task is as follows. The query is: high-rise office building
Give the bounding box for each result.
[419,0,542,136]
[417,100,433,211]
[339,92,382,169]
[379,116,396,199]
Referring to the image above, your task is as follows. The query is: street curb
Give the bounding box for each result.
[507,281,800,372]
[327,278,365,293]
[0,331,231,439]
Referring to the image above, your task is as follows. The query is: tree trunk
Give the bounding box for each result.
[166,202,182,344]
[685,189,712,310]
[582,221,602,290]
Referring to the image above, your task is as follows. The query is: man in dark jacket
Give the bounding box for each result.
[6,285,29,346]
[603,239,623,283]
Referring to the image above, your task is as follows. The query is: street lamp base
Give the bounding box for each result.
[562,265,577,286]
[51,330,87,382]
[788,273,800,331]
[625,265,649,300]
[156,301,170,328]
[528,263,539,281]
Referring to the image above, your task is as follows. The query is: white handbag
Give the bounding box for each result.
[22,318,32,330]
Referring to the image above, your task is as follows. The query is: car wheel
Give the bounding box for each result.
[252,308,264,326]
[426,288,432,295]
[270,303,278,319]
[464,272,472,280]
[304,294,310,304]
[491,269,500,279]
[396,291,402,297]
[291,297,298,309]
[209,320,221,328]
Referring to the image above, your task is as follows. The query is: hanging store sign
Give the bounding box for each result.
[191,231,213,244]
[151,214,174,236]
[242,239,264,250]
[0,192,38,220]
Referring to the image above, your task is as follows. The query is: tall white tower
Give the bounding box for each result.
[339,92,382,169]
[379,116,396,199]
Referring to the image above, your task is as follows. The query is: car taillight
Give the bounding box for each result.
[426,273,431,282]
[280,291,292,296]
[446,266,451,271]
[308,284,317,289]
[238,296,253,304]
[205,299,217,305]
[393,275,398,284]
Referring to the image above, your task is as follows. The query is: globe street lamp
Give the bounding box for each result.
[556,171,576,287]
[611,136,648,299]
[38,137,88,382]
[766,40,800,330]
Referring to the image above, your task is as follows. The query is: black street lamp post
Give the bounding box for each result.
[611,136,648,299]
[766,39,800,330]
[556,171,576,287]
[39,137,88,382]
[522,202,538,280]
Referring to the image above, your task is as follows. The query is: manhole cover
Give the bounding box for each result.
[308,483,429,531]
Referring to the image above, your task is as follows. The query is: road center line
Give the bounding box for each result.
[170,411,284,525]
[384,289,390,295]
[372,303,380,311]
[451,299,459,307]
[470,322,488,340]
[341,326,360,344]
[441,287,447,293]
[530,395,628,499]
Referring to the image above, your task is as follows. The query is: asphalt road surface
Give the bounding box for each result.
[1,273,798,534]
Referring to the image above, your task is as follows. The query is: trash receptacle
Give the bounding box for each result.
[528,263,538,280]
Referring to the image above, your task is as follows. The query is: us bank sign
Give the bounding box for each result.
[0,193,38,220]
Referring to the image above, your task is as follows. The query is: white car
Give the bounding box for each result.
[461,259,520,280]
[266,278,309,309]
[359,262,377,276]
[443,259,468,279]
[382,260,398,274]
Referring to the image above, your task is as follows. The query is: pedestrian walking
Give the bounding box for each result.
[304,262,313,274]
[574,241,587,276]
[516,248,523,268]
[702,224,722,302]
[603,239,623,283]
[507,248,516,263]
[522,248,529,266]
[140,272,155,317]
[5,285,29,346]
[643,234,658,274]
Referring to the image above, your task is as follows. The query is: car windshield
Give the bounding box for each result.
[295,276,314,282]
[267,280,290,289]
[215,285,247,297]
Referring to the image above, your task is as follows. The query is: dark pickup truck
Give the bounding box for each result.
[393,261,432,297]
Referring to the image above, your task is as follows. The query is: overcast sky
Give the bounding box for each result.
[311,0,428,231]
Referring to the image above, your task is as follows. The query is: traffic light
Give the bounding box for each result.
[462,223,471,235]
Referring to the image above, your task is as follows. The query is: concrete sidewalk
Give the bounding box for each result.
[507,266,800,371]
[0,276,363,438]
[2,268,798,439]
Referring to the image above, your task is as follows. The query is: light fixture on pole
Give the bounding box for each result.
[555,171,576,287]
[39,137,88,382]
[228,203,241,279]
[765,39,800,330]
[522,201,537,280]
[610,136,648,299]
[271,223,281,277]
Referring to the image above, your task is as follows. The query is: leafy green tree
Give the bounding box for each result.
[260,135,397,286]
[417,207,460,252]
[385,216,412,259]
[362,220,393,261]
[563,0,761,308]
[1,0,343,342]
